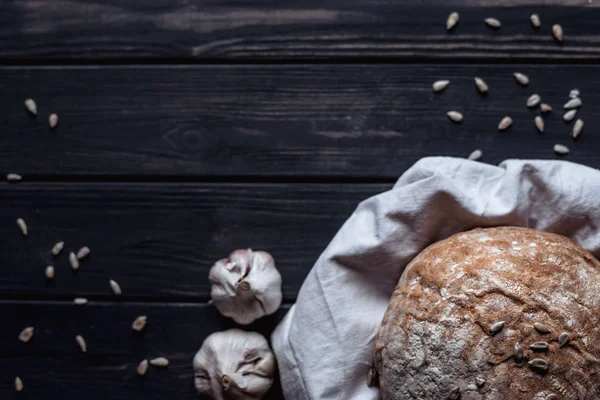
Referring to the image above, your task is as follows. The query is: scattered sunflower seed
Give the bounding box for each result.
[528,358,549,373]
[485,18,501,29]
[530,14,541,28]
[530,342,550,352]
[534,323,551,334]
[468,149,483,161]
[73,297,88,306]
[475,377,486,388]
[75,335,87,353]
[559,332,570,347]
[48,113,58,129]
[540,103,553,113]
[498,117,513,131]
[132,316,147,332]
[150,357,169,367]
[563,109,577,122]
[16,218,27,236]
[366,366,378,387]
[109,279,122,295]
[573,119,584,139]
[552,24,564,42]
[76,246,90,260]
[45,265,55,280]
[554,144,569,155]
[15,377,23,392]
[447,12,459,31]
[569,89,580,99]
[545,394,559,400]
[474,77,489,93]
[24,99,37,115]
[513,72,529,86]
[489,321,505,335]
[534,116,544,132]
[447,111,464,123]
[137,359,149,376]
[433,80,451,92]
[527,94,541,108]
[514,342,524,362]
[18,327,34,343]
[564,98,582,109]
[7,173,22,182]
[447,386,461,400]
[69,252,79,270]
[51,241,64,256]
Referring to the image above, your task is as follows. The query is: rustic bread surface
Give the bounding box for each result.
[375,226,600,400]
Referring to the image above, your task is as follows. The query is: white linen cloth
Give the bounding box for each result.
[271,157,600,400]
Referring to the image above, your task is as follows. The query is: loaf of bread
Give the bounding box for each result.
[374,227,600,399]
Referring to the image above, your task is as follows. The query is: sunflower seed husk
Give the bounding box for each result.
[530,342,550,352]
[132,316,147,332]
[554,144,569,155]
[109,279,122,295]
[552,24,563,42]
[366,366,378,387]
[489,321,505,335]
[150,357,169,367]
[534,116,544,132]
[530,14,541,28]
[514,342,524,362]
[474,77,489,93]
[433,80,451,92]
[447,111,464,123]
[75,335,87,353]
[24,98,37,115]
[485,18,501,29]
[528,358,549,373]
[76,246,90,260]
[51,241,64,256]
[546,394,559,400]
[559,332,570,347]
[468,149,483,161]
[498,117,513,131]
[7,173,22,182]
[513,72,529,86]
[563,109,577,122]
[45,265,55,280]
[18,327,34,343]
[540,103,553,113]
[534,323,551,334]
[527,94,541,108]
[69,252,79,270]
[16,218,27,236]
[447,12,459,31]
[15,377,23,392]
[475,377,486,388]
[570,89,580,99]
[137,359,149,376]
[73,297,88,306]
[48,113,58,129]
[564,98,582,109]
[572,119,584,139]
[447,386,461,400]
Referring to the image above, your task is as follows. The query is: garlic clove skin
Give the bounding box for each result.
[209,249,282,325]
[193,329,276,400]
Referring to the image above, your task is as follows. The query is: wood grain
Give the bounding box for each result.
[0,182,387,300]
[0,300,288,399]
[1,64,599,178]
[1,1,600,61]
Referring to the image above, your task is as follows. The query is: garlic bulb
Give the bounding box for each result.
[193,329,276,400]
[209,249,282,325]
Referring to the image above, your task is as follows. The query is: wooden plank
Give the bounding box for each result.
[1,64,600,178]
[1,1,600,61]
[0,182,387,300]
[0,300,288,399]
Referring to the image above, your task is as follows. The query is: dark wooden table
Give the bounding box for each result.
[2,1,600,398]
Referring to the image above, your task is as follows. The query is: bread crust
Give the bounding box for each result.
[375,227,600,400]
